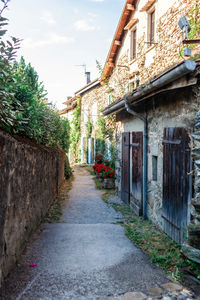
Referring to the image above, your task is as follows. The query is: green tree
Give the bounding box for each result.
[0,1,70,153]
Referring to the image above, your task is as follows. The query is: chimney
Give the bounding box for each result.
[85,72,91,84]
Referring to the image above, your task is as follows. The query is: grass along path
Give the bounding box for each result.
[86,165,200,293]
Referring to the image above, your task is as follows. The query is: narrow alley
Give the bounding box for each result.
[0,167,194,300]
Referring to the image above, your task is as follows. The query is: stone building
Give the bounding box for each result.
[59,96,77,122]
[101,0,200,253]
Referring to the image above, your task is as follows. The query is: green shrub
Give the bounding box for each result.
[0,2,70,153]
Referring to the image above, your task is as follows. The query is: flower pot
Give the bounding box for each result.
[102,178,115,189]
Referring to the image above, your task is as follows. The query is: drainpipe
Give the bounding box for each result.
[124,96,147,220]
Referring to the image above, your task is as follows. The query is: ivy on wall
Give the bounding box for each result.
[85,120,93,139]
[70,95,81,162]
[95,114,116,168]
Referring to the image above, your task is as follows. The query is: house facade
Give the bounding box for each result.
[59,96,77,122]
[101,0,200,246]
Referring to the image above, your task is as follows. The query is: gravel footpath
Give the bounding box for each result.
[0,166,196,300]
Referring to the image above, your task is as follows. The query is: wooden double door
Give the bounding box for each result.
[121,127,192,244]
[121,131,143,215]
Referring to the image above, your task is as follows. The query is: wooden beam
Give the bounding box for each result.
[124,18,138,30]
[114,40,121,46]
[127,4,135,11]
[107,62,114,68]
[140,0,156,12]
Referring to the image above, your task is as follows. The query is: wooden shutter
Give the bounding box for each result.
[162,127,191,244]
[131,132,143,215]
[121,132,130,204]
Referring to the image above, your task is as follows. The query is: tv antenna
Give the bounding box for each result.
[75,63,91,84]
[75,64,87,74]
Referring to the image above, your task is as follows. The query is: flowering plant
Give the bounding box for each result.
[98,169,115,179]
[95,154,104,164]
[93,162,115,179]
[104,159,110,167]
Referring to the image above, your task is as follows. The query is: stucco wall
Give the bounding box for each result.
[0,130,65,284]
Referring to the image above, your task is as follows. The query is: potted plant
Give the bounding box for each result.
[101,168,115,189]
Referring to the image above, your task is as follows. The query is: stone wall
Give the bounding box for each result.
[181,106,200,263]
[124,0,200,86]
[115,82,199,229]
[79,51,130,164]
[146,86,198,227]
[0,130,65,284]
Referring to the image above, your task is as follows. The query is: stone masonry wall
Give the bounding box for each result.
[79,52,129,165]
[116,84,199,229]
[80,51,130,140]
[0,130,65,284]
[146,86,198,227]
[132,0,199,85]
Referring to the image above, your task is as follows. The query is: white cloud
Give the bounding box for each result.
[22,33,75,49]
[74,19,96,31]
[74,19,100,31]
[88,12,97,18]
[73,8,79,14]
[40,11,56,25]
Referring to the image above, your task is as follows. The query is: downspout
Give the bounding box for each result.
[124,96,147,220]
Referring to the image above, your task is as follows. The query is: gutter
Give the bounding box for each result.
[124,97,147,220]
[75,78,100,96]
[102,60,197,116]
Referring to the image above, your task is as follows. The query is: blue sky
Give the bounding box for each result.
[5,0,125,109]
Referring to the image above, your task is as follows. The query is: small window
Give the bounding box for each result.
[152,155,158,181]
[130,28,137,60]
[147,8,155,47]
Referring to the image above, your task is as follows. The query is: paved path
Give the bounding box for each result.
[0,167,194,300]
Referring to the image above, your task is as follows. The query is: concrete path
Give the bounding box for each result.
[0,167,192,300]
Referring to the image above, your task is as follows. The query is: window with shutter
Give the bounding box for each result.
[147,8,155,47]
[130,28,137,60]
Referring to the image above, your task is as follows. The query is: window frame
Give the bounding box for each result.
[130,26,137,60]
[147,7,155,47]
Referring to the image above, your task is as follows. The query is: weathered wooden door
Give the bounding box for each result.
[132,132,143,216]
[121,132,130,204]
[162,127,191,244]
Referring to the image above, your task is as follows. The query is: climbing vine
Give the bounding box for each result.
[180,0,200,57]
[70,95,81,162]
[95,114,116,168]
[85,120,93,139]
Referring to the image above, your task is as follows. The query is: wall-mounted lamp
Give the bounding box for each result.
[178,15,191,40]
[178,15,192,57]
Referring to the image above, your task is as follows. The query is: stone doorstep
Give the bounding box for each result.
[106,281,194,300]
[107,292,147,300]
[161,282,183,292]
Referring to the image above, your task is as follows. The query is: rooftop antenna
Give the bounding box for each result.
[76,63,87,74]
[75,63,91,84]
